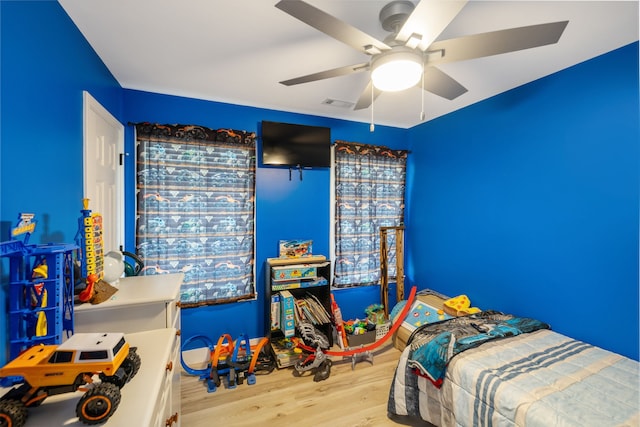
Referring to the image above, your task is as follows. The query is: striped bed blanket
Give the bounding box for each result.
[405,311,550,387]
[388,326,640,426]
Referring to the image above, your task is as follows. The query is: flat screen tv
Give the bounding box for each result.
[261,121,331,168]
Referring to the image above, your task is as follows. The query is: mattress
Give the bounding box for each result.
[388,327,640,427]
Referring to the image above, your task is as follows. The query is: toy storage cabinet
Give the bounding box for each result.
[1,242,76,359]
[265,257,333,354]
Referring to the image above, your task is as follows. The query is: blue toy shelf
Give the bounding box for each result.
[1,240,77,359]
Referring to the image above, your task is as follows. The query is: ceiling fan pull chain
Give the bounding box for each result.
[420,56,426,122]
[370,66,375,132]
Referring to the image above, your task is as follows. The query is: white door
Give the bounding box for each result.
[83,91,124,253]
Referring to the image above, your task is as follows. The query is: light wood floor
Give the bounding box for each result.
[180,341,424,427]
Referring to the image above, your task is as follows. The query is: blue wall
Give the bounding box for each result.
[122,90,408,345]
[1,1,122,243]
[406,43,639,360]
[0,1,122,365]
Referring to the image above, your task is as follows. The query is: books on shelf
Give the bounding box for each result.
[292,292,331,326]
[270,291,333,369]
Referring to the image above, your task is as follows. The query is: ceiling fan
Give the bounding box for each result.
[275,0,569,111]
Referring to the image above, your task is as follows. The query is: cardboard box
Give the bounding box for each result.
[279,290,295,338]
[272,264,317,281]
[270,338,302,369]
[279,239,313,258]
[271,277,328,291]
[270,293,280,331]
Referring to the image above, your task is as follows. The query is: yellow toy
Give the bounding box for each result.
[443,295,481,316]
[31,262,48,337]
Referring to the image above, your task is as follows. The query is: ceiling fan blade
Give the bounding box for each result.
[428,21,569,65]
[280,62,369,86]
[396,0,467,51]
[422,67,467,100]
[353,81,382,110]
[275,0,390,54]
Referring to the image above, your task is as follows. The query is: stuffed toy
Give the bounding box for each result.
[443,294,481,316]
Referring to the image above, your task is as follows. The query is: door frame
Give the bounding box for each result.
[82,90,125,251]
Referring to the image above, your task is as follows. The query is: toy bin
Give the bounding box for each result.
[347,331,376,347]
[376,322,391,341]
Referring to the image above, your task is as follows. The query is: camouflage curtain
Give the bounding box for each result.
[333,141,407,288]
[135,122,256,306]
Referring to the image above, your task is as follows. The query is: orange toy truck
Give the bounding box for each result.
[0,332,140,426]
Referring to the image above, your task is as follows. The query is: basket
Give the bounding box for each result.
[376,322,391,341]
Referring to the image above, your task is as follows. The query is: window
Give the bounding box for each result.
[79,350,109,361]
[135,123,256,306]
[112,338,126,357]
[49,351,73,364]
[333,141,407,287]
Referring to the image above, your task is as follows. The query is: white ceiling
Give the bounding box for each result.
[58,1,638,129]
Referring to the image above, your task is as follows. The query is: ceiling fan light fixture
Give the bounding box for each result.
[371,49,423,92]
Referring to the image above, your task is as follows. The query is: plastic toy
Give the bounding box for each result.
[78,273,98,303]
[330,294,349,349]
[0,214,77,358]
[443,295,481,316]
[180,334,274,393]
[365,303,386,324]
[0,332,141,426]
[30,260,48,338]
[74,199,105,302]
[292,286,417,381]
[293,322,332,382]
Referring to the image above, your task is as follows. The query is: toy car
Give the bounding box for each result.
[0,332,141,426]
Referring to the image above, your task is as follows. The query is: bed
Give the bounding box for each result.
[387,310,640,427]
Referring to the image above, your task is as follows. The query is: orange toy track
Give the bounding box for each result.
[210,334,269,376]
[294,285,417,357]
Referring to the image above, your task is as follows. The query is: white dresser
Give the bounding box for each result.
[74,273,182,333]
[9,328,181,427]
[15,273,184,426]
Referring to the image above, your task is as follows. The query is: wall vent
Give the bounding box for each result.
[322,98,355,109]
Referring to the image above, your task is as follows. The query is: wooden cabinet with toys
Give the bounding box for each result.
[265,256,333,368]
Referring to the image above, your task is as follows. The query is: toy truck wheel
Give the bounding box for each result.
[0,399,28,427]
[75,382,121,425]
[100,350,141,388]
[122,350,141,381]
